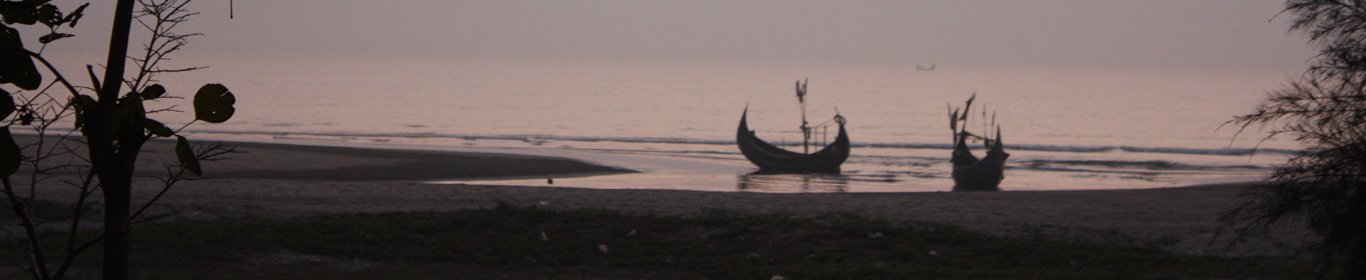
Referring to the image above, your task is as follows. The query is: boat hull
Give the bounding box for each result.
[950,135,1008,191]
[736,109,850,173]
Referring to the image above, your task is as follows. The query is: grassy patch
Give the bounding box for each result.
[5,204,1308,279]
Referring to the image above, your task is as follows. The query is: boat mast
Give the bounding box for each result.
[796,79,810,154]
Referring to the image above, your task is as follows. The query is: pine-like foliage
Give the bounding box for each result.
[1226,1,1366,278]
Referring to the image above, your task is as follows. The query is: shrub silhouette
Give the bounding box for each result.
[1226,0,1366,278]
[2,1,236,279]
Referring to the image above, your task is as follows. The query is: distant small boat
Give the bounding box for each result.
[737,108,850,173]
[916,64,937,71]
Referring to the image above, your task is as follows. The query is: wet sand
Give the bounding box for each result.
[16,136,1310,257]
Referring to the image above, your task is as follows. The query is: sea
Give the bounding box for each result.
[127,57,1300,192]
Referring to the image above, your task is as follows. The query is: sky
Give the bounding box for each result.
[32,1,1314,73]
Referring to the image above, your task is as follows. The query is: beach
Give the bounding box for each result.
[1,135,1315,278]
[3,1,1334,278]
[72,138,1303,258]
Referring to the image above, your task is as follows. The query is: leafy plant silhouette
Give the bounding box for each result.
[1,0,237,279]
[1224,0,1366,278]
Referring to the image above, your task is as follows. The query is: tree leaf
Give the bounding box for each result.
[64,3,87,27]
[70,94,96,129]
[0,127,20,177]
[38,32,73,44]
[176,136,201,176]
[0,2,40,25]
[0,91,13,120]
[0,26,42,90]
[140,84,166,100]
[108,96,146,139]
[36,3,61,27]
[193,84,235,123]
[145,119,173,137]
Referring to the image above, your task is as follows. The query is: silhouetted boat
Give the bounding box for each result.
[946,94,1008,191]
[736,108,850,173]
[951,127,1008,191]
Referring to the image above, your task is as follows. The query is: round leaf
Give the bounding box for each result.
[0,26,42,90]
[175,136,201,176]
[193,83,235,123]
[140,84,166,100]
[0,127,20,177]
[0,89,13,120]
[36,4,61,27]
[145,118,173,137]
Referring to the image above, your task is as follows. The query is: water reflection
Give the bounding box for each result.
[736,173,849,192]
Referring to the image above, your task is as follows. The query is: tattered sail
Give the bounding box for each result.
[948,95,1008,191]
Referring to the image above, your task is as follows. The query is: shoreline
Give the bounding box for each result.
[11,135,1306,257]
[12,131,1282,191]
[188,140,639,181]
[11,134,636,182]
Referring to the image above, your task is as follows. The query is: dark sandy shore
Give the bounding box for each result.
[15,136,1310,257]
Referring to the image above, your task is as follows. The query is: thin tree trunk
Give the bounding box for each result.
[92,1,138,279]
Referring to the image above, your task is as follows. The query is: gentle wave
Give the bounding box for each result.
[857,142,1294,156]
[1016,159,1266,171]
[845,156,1271,173]
[184,129,1300,157]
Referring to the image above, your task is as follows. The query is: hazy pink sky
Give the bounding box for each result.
[36,1,1312,73]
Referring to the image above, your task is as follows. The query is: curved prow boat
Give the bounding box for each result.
[737,108,850,173]
[951,127,1008,191]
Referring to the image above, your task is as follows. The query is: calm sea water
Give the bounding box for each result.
[147,58,1298,192]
